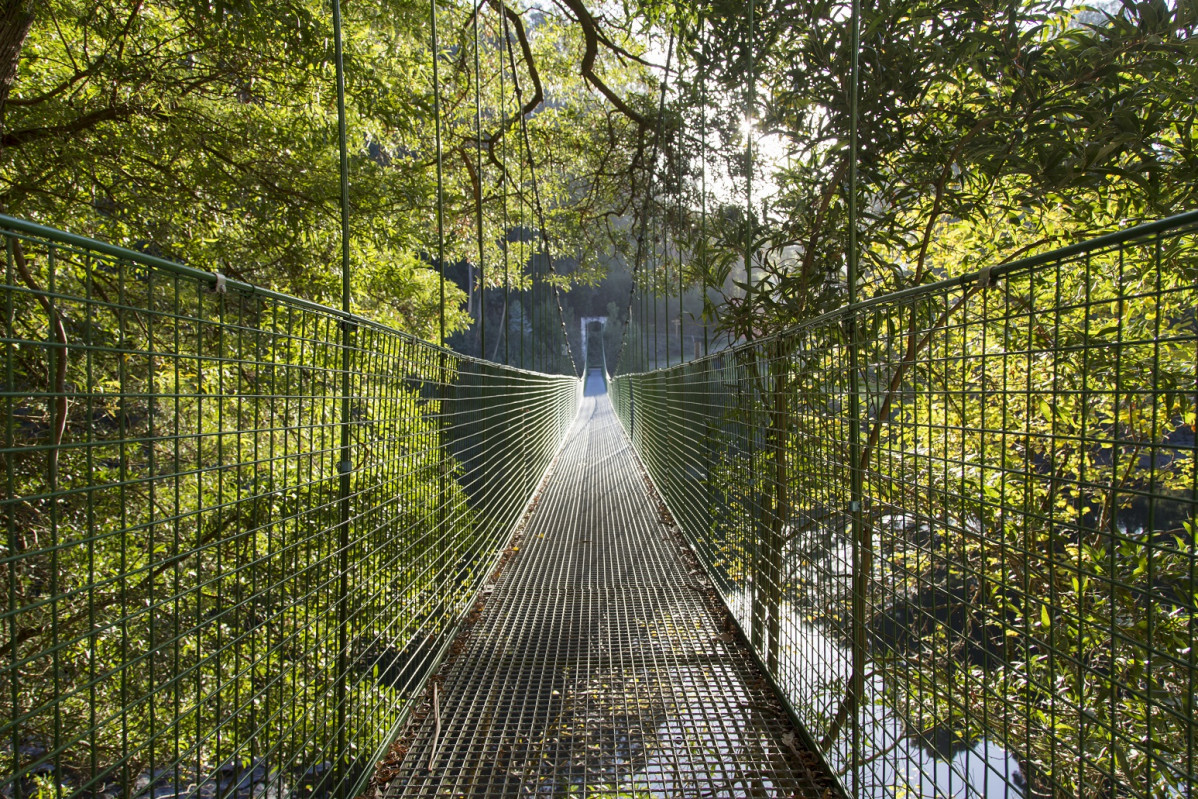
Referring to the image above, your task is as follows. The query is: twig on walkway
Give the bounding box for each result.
[428,683,441,771]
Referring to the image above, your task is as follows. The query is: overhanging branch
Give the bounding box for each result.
[555,0,651,130]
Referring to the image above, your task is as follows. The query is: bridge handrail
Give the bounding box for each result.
[0,213,564,380]
[0,217,580,799]
[612,210,1198,799]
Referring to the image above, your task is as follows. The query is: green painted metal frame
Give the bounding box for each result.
[612,210,1198,798]
[0,217,579,799]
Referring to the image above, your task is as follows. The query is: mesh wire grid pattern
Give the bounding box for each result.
[611,213,1198,799]
[0,217,580,799]
[386,371,830,798]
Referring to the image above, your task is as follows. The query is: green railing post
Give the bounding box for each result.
[747,354,765,652]
[437,350,450,632]
[4,238,17,799]
[334,321,355,798]
[745,0,755,333]
[766,338,788,674]
[845,0,865,792]
[331,0,353,792]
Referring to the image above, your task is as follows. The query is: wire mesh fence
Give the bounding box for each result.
[0,216,579,799]
[611,211,1198,799]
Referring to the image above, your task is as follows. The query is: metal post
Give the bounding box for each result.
[767,338,787,673]
[846,0,865,793]
[429,0,451,711]
[330,0,353,794]
[745,0,755,342]
[744,0,765,654]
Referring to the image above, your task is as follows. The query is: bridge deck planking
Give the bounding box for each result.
[383,371,830,798]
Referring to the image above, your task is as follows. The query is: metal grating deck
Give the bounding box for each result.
[382,372,832,798]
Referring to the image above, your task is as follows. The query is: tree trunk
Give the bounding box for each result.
[0,0,33,117]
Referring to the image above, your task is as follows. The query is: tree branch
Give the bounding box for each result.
[555,0,650,129]
[2,103,155,148]
[483,0,543,156]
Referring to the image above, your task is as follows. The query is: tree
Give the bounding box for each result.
[650,0,1197,337]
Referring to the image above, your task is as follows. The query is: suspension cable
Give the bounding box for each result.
[474,1,486,360]
[663,189,668,367]
[502,20,579,376]
[495,6,523,369]
[677,120,683,364]
[499,7,510,365]
[662,144,669,368]
[652,211,659,369]
[431,0,447,346]
[700,28,708,357]
[519,138,525,369]
[613,28,674,376]
[745,0,755,342]
[673,92,686,364]
[501,16,533,370]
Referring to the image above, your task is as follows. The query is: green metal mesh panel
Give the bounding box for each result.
[612,212,1198,798]
[0,217,579,799]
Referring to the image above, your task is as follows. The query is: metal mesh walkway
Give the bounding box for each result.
[383,371,831,798]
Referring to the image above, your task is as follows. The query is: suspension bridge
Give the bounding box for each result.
[4,209,1198,799]
[3,0,1198,794]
